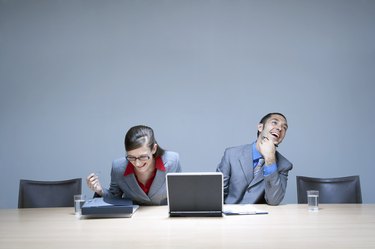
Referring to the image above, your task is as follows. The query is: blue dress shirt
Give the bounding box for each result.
[252,142,277,176]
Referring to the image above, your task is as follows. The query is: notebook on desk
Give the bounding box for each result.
[81,197,139,218]
[166,172,223,217]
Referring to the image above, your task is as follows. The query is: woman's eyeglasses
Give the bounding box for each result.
[126,155,151,162]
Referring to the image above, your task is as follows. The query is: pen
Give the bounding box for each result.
[262,136,278,147]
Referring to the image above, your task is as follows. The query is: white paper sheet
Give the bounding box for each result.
[223,204,268,215]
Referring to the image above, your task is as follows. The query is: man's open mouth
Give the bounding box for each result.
[270,132,279,138]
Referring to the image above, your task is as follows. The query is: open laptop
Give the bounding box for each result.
[166,172,223,217]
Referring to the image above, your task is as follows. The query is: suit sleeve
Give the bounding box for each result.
[102,160,124,199]
[216,149,231,199]
[164,151,182,173]
[174,153,182,172]
[263,157,293,205]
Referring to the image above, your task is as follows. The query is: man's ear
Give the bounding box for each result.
[257,123,264,134]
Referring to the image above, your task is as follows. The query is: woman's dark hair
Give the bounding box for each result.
[257,112,287,137]
[124,125,165,158]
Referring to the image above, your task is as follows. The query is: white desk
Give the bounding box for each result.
[1,204,374,249]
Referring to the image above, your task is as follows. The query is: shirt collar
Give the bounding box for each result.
[252,142,262,161]
[124,156,166,176]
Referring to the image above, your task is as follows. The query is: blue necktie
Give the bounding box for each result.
[254,158,265,175]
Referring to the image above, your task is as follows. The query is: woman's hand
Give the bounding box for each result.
[86,173,103,196]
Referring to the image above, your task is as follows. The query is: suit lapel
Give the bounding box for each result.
[239,144,254,185]
[248,168,264,188]
[148,170,166,198]
[125,175,150,200]
[239,143,265,189]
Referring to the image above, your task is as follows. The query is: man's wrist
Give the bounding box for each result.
[263,163,277,176]
[265,157,276,165]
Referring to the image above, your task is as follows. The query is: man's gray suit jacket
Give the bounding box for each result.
[216,143,292,205]
[102,151,181,205]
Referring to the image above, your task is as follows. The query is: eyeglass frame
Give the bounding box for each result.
[126,154,151,163]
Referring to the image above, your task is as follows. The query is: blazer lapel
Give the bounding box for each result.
[239,144,254,185]
[248,168,264,188]
[239,143,265,189]
[148,170,166,198]
[125,175,150,200]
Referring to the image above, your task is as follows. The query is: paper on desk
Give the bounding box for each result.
[223,204,268,215]
[83,197,132,207]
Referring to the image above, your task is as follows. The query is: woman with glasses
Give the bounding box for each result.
[86,125,182,205]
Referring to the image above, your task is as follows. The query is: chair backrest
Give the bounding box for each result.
[18,178,82,208]
[296,175,362,204]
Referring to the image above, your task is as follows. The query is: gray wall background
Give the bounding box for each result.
[1,0,374,208]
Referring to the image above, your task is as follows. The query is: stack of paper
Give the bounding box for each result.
[223,204,268,215]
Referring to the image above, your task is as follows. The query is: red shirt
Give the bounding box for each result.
[123,157,166,194]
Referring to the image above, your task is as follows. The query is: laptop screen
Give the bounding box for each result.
[166,172,223,217]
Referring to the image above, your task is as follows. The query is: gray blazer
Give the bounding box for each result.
[216,143,292,205]
[102,151,181,205]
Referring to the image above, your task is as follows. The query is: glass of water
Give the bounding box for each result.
[74,194,86,217]
[307,190,319,212]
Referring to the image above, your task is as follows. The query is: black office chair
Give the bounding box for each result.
[296,175,362,204]
[18,178,82,208]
